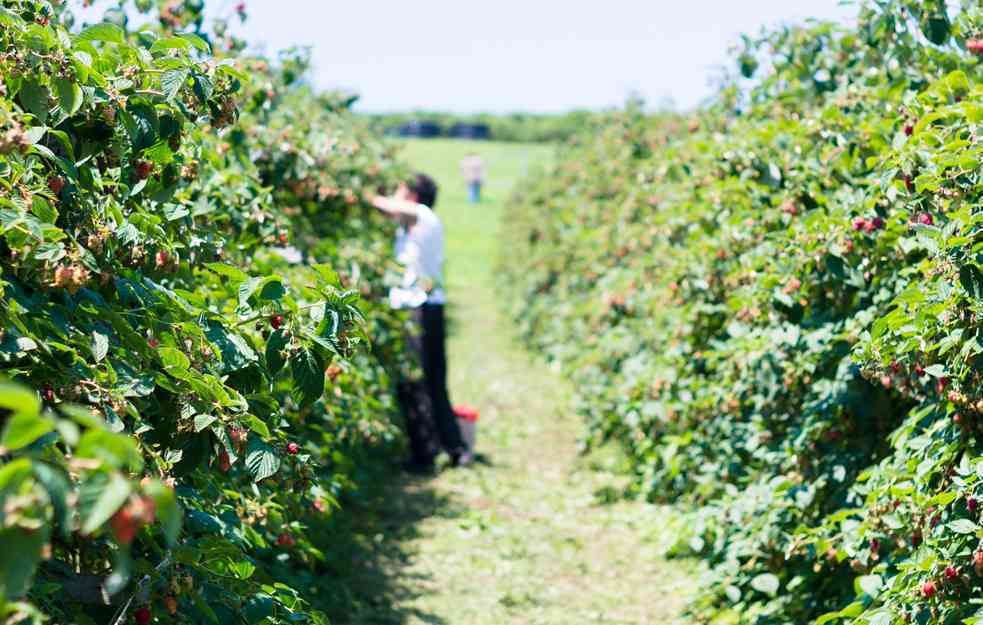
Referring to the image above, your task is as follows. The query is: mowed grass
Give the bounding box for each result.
[330,138,699,625]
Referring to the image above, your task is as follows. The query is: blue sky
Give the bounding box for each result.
[73,0,858,112]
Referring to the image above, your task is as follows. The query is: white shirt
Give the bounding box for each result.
[389,204,447,308]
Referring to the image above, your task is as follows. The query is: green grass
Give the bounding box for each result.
[327,139,698,625]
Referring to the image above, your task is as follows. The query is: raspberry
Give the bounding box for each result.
[276,532,295,547]
[286,442,299,455]
[968,497,978,513]
[904,124,914,136]
[270,314,284,330]
[921,580,936,598]
[48,177,65,194]
[852,217,867,231]
[155,251,168,269]
[134,160,153,180]
[945,565,959,580]
[917,212,934,226]
[110,507,138,544]
[134,606,152,625]
[148,338,159,349]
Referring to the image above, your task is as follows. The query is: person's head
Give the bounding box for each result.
[397,173,438,209]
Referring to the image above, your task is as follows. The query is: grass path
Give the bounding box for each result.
[336,139,696,625]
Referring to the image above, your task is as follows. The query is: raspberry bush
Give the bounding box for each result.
[0,1,413,624]
[502,1,983,622]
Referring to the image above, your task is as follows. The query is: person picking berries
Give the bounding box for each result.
[370,174,473,471]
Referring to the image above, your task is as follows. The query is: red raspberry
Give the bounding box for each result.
[945,565,959,580]
[134,160,153,180]
[921,580,937,598]
[48,177,65,194]
[852,217,867,231]
[917,212,934,226]
[155,251,168,269]
[276,532,295,547]
[110,507,139,544]
[969,497,978,513]
[134,606,152,625]
[904,124,914,136]
[270,314,285,330]
[148,338,159,349]
[286,442,299,455]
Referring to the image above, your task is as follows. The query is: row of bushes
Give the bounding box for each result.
[501,1,983,622]
[364,110,601,143]
[0,1,413,624]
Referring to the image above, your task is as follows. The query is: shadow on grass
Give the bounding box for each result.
[310,461,467,625]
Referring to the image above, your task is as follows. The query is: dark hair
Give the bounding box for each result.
[408,173,438,209]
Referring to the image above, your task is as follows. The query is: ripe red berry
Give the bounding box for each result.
[968,497,978,513]
[276,532,295,547]
[904,124,914,136]
[236,1,246,12]
[155,251,168,269]
[42,386,55,402]
[48,177,65,194]
[278,232,288,245]
[286,442,299,455]
[915,365,925,376]
[134,160,153,180]
[148,338,159,349]
[917,212,934,226]
[270,314,284,330]
[852,217,867,231]
[880,374,893,389]
[871,216,885,230]
[921,580,937,598]
[110,507,138,544]
[134,606,152,625]
[945,565,959,580]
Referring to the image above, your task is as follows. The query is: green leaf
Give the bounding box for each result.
[0,524,49,601]
[960,264,983,299]
[0,381,41,417]
[77,23,125,44]
[160,68,189,102]
[243,593,274,623]
[79,472,132,534]
[244,438,280,483]
[159,346,191,377]
[750,573,780,597]
[949,519,978,534]
[18,79,49,122]
[0,413,53,451]
[857,574,882,597]
[290,347,325,405]
[265,329,289,376]
[92,330,109,362]
[53,77,83,116]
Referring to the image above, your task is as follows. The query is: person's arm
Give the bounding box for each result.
[369,194,420,225]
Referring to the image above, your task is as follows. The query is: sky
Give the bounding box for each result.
[73,0,859,113]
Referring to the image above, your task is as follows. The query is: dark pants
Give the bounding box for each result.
[399,303,466,464]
